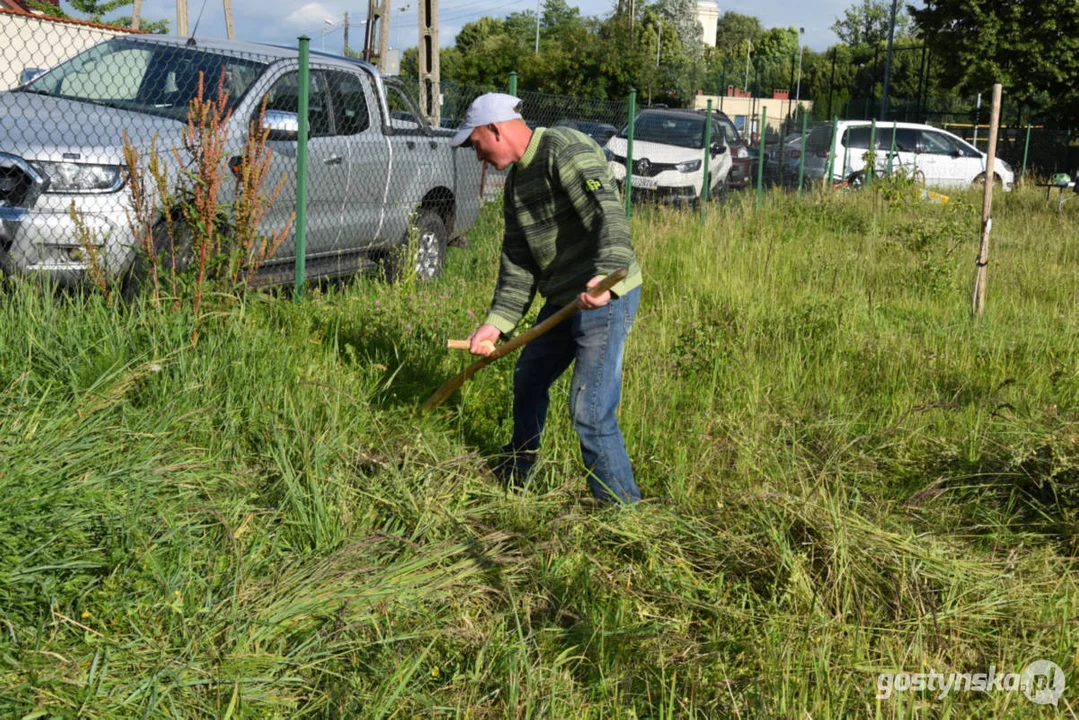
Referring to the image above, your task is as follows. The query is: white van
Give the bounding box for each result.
[801,121,1014,191]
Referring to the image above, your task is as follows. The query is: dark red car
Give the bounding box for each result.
[698,109,751,189]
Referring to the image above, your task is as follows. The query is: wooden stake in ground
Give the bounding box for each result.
[971,83,1002,318]
[421,269,627,412]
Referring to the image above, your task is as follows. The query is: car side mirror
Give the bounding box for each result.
[19,67,46,85]
[263,109,299,141]
[711,141,727,155]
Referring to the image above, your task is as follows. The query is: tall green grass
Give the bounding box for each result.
[1,183,1076,718]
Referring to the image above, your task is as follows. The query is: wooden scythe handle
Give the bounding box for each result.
[421,268,628,412]
[447,339,495,352]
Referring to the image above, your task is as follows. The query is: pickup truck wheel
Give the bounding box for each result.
[121,222,194,300]
[382,209,447,283]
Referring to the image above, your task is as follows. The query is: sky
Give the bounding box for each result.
[74,0,861,55]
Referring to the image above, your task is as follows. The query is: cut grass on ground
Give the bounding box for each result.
[1,182,1077,718]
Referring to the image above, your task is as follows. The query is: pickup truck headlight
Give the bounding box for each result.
[734,146,749,159]
[32,161,123,193]
[675,159,701,173]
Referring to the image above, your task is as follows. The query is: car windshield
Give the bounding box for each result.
[19,38,267,121]
[714,116,741,145]
[623,113,706,149]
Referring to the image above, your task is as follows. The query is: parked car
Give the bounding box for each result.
[603,108,731,204]
[552,118,619,146]
[707,111,751,190]
[759,124,829,187]
[801,120,1015,191]
[761,131,802,186]
[0,35,482,287]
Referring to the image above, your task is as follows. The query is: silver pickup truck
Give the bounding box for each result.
[0,35,482,286]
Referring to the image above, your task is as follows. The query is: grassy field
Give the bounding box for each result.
[1,183,1077,718]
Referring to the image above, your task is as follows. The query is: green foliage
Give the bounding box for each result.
[446,17,529,89]
[911,0,1079,125]
[27,0,168,32]
[831,0,911,46]
[658,0,704,59]
[713,10,762,57]
[541,0,581,37]
[754,26,799,60]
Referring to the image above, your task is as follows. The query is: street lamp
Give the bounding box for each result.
[880,0,900,120]
[656,18,662,66]
[743,38,752,92]
[321,18,334,52]
[534,0,541,53]
[794,27,804,116]
[393,5,410,48]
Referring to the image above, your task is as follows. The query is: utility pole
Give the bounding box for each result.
[363,0,377,61]
[628,0,635,44]
[418,0,440,126]
[176,0,188,36]
[362,0,391,68]
[344,12,350,54]
[132,0,141,29]
[534,0,540,53]
[223,0,235,39]
[377,0,391,71]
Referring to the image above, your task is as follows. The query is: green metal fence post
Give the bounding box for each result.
[625,88,636,219]
[755,106,766,207]
[508,71,517,96]
[824,116,838,190]
[798,110,807,196]
[1021,124,1032,185]
[866,119,877,190]
[701,99,713,222]
[294,36,311,301]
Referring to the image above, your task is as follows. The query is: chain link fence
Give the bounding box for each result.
[0,28,486,294]
[2,25,1074,293]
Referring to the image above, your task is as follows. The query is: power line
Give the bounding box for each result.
[394,0,532,27]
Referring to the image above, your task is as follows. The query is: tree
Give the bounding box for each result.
[639,6,694,105]
[661,0,704,59]
[831,0,909,46]
[714,11,762,57]
[754,26,798,59]
[455,16,505,55]
[911,0,1079,124]
[28,0,168,32]
[541,0,581,37]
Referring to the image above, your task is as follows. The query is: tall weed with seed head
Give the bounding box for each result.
[120,70,293,344]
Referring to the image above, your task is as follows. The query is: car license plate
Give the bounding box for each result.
[630,175,657,189]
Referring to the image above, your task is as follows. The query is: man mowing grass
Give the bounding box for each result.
[455,93,644,504]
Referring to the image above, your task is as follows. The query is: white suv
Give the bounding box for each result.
[604,109,733,203]
[801,121,1014,191]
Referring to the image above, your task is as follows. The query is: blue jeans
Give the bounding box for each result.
[503,287,641,503]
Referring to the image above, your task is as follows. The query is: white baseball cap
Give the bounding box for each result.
[451,93,524,147]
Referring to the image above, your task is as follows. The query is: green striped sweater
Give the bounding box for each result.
[485,127,643,334]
